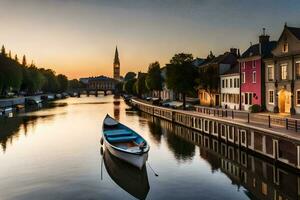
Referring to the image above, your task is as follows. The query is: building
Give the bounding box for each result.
[198,48,238,107]
[87,75,117,91]
[113,46,120,80]
[220,64,240,109]
[160,67,176,101]
[239,29,276,111]
[264,24,300,114]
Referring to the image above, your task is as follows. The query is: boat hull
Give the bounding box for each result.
[104,140,148,169]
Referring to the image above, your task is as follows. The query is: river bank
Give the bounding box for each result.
[131,98,300,170]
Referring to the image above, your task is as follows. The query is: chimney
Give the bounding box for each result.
[259,28,270,44]
[259,28,270,55]
[230,48,237,56]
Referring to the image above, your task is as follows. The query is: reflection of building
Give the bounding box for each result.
[146,115,300,200]
[113,46,121,80]
[265,24,300,114]
[239,29,276,111]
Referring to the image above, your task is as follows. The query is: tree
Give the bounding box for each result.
[166,53,197,109]
[206,51,215,61]
[135,72,148,97]
[196,65,219,106]
[57,74,68,92]
[1,45,6,57]
[14,54,18,62]
[22,55,27,66]
[40,68,59,93]
[68,79,82,90]
[8,51,11,59]
[145,61,162,98]
[123,78,136,94]
[124,72,136,81]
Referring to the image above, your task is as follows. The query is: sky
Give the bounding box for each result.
[0,0,300,79]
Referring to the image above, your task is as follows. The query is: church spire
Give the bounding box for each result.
[113,46,120,79]
[114,46,120,65]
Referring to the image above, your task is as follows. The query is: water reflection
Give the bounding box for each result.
[113,96,120,120]
[142,112,300,200]
[0,114,58,153]
[103,148,150,200]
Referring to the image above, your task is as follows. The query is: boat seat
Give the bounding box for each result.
[107,135,137,143]
[104,130,133,137]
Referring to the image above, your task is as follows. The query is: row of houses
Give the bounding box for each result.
[196,24,300,114]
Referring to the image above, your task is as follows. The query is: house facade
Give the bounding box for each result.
[239,31,276,111]
[220,65,240,109]
[264,25,300,114]
[198,48,238,107]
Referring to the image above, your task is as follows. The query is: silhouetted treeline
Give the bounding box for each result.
[0,45,78,96]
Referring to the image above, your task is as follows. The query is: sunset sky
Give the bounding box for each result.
[0,0,300,79]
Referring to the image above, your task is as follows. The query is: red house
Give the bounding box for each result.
[239,30,276,111]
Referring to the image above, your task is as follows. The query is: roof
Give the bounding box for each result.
[221,64,239,76]
[89,76,116,82]
[199,52,237,68]
[286,26,300,40]
[241,41,276,59]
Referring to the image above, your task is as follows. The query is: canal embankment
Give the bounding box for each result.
[131,98,300,170]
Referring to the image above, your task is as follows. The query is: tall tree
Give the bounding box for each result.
[22,55,27,66]
[145,61,162,99]
[1,45,6,57]
[166,53,197,109]
[8,51,11,59]
[57,74,68,92]
[135,72,148,97]
[14,54,18,62]
[123,78,137,94]
[124,72,136,81]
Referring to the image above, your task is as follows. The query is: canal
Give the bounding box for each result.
[0,95,298,200]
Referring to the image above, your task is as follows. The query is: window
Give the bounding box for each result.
[230,79,232,88]
[225,79,228,88]
[297,90,300,105]
[253,60,256,68]
[283,42,288,53]
[252,71,256,83]
[269,90,274,104]
[242,72,245,83]
[245,93,248,104]
[262,182,268,195]
[249,93,252,105]
[267,65,274,81]
[281,64,287,80]
[222,94,225,102]
[237,78,240,87]
[296,62,300,79]
[234,78,237,88]
[222,79,225,88]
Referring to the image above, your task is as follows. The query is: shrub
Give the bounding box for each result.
[249,104,261,113]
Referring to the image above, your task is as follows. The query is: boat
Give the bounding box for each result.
[102,114,150,169]
[103,149,150,200]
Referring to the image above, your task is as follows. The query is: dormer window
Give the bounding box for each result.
[283,42,288,53]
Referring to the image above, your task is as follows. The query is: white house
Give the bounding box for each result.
[220,65,240,109]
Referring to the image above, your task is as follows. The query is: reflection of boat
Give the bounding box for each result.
[103,149,150,200]
[102,114,149,169]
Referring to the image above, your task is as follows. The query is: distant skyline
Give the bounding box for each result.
[0,0,300,79]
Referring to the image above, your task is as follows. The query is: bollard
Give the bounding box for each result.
[268,115,271,128]
[247,113,250,123]
[286,119,288,130]
[232,111,234,119]
[225,110,228,117]
[295,120,298,132]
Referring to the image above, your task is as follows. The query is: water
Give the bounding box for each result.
[0,95,298,200]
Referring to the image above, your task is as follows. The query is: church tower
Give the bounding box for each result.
[113,46,120,79]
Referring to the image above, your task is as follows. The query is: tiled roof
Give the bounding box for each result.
[221,64,239,75]
[241,41,276,59]
[287,26,300,40]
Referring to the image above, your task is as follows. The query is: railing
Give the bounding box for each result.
[195,105,300,132]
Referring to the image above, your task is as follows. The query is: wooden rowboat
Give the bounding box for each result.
[102,114,150,169]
